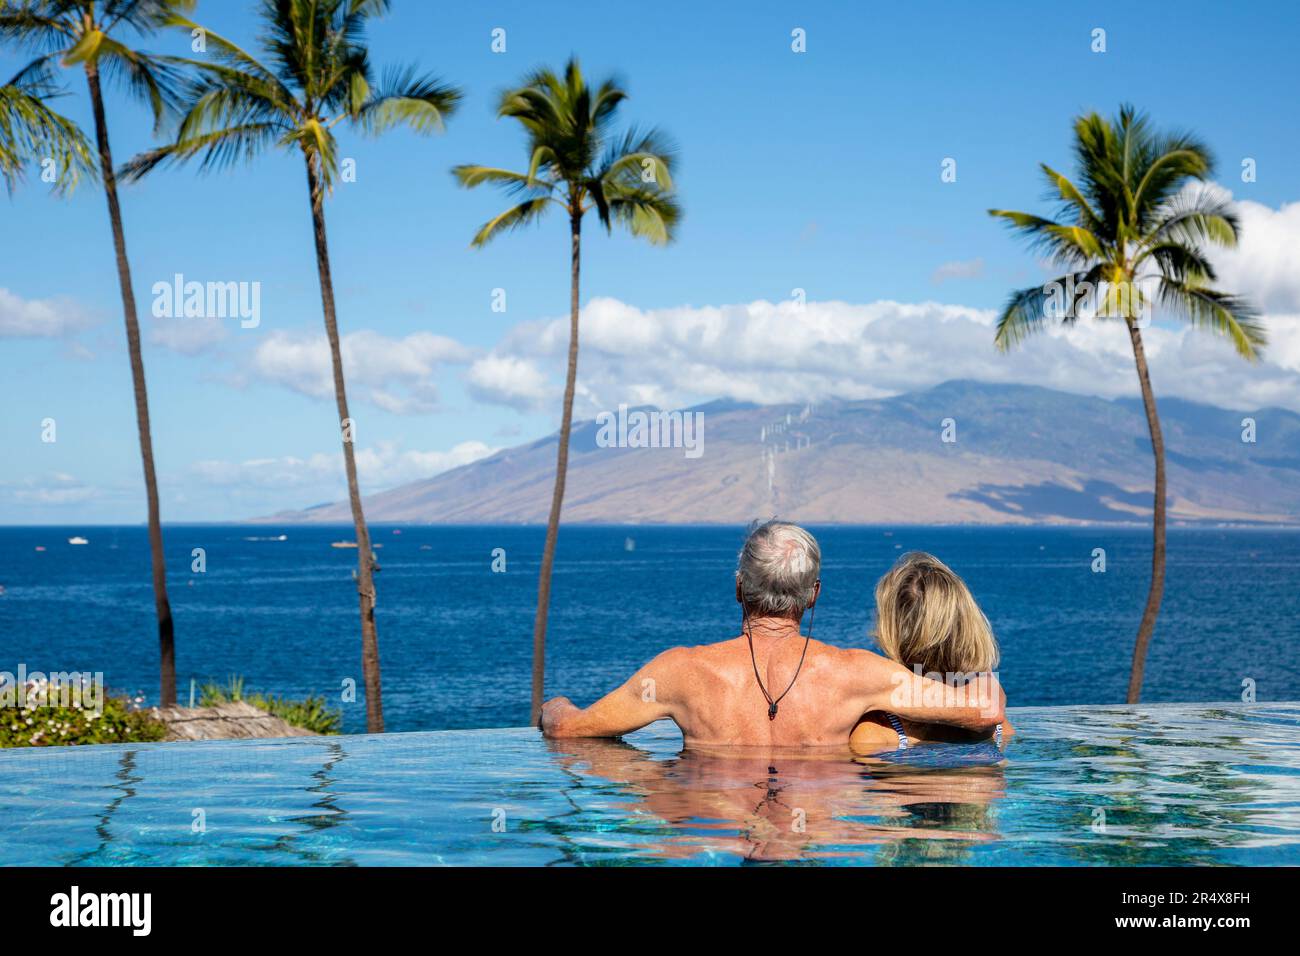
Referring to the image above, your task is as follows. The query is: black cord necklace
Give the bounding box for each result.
[743,591,815,721]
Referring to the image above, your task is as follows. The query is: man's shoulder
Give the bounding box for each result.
[643,637,754,678]
[809,644,895,680]
[651,638,740,666]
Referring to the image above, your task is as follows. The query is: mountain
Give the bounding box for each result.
[260,381,1300,526]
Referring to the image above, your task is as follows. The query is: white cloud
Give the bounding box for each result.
[464,352,554,411]
[1209,191,1300,314]
[479,291,1300,415]
[249,329,473,413]
[467,189,1300,416]
[0,288,95,338]
[188,439,494,492]
[930,257,985,285]
[4,473,99,505]
[148,315,230,355]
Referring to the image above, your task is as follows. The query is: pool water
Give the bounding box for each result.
[2,702,1298,866]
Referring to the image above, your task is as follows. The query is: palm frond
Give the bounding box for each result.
[355,64,461,135]
[84,32,188,129]
[0,4,74,55]
[468,195,559,247]
[161,15,297,110]
[1138,242,1215,284]
[126,0,448,191]
[597,124,676,191]
[451,163,550,195]
[0,64,95,193]
[120,120,285,180]
[463,56,678,247]
[1039,163,1102,233]
[103,1,197,35]
[1145,185,1239,250]
[993,269,1101,352]
[988,208,1102,267]
[1157,278,1266,360]
[602,179,680,244]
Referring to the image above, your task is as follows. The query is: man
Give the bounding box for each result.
[540,521,1004,746]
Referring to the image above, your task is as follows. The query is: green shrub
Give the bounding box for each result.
[198,676,342,735]
[1,690,166,748]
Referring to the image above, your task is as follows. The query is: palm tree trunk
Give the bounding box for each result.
[530,207,582,725]
[84,63,175,706]
[1125,318,1166,703]
[304,155,384,733]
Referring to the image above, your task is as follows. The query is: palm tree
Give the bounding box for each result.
[1,0,191,705]
[989,105,1264,702]
[453,57,680,723]
[0,59,92,192]
[122,0,462,733]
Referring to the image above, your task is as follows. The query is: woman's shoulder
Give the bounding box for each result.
[849,712,901,750]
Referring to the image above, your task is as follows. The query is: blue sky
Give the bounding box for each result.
[3,0,1299,522]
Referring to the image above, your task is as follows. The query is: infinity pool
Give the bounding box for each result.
[2,702,1298,865]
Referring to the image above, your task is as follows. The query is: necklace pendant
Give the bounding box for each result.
[768,703,778,720]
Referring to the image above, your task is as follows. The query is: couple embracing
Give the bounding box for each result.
[541,520,1010,752]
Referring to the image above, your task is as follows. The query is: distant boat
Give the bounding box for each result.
[68,537,89,545]
[624,537,636,552]
[244,534,288,542]
[331,541,358,549]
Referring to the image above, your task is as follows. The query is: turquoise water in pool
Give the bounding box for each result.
[2,702,1298,866]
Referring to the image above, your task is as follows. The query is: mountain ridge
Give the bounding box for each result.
[258,380,1300,526]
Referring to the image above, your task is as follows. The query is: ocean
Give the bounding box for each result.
[1,524,1296,733]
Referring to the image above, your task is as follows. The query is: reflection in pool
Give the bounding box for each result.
[1,703,1297,866]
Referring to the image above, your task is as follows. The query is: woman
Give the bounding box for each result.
[850,552,1012,752]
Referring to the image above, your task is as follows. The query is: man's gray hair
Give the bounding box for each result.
[736,520,821,617]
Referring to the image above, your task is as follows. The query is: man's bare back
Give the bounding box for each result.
[540,619,1003,747]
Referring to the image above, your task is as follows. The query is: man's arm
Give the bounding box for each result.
[842,649,1004,732]
[540,649,682,738]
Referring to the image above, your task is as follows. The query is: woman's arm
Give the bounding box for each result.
[848,713,900,751]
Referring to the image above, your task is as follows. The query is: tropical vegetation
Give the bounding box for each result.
[453,56,680,722]
[989,105,1264,701]
[198,675,342,735]
[0,0,193,705]
[122,0,464,732]
[1,679,166,747]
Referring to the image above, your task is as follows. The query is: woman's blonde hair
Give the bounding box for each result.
[873,552,998,676]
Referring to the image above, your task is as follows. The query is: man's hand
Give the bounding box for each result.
[539,696,579,736]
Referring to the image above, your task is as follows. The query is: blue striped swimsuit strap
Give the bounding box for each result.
[886,713,909,750]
